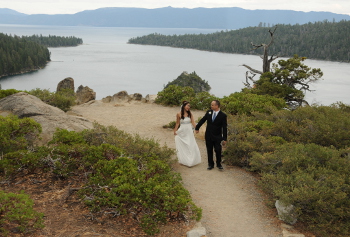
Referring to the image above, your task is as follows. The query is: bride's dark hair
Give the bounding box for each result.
[181,101,192,119]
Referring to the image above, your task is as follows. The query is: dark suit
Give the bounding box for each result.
[195,110,227,167]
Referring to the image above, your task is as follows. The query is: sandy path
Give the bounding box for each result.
[70,100,283,237]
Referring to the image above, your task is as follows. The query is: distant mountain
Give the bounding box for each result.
[0,8,27,16]
[1,7,350,29]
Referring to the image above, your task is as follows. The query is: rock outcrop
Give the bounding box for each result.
[102,91,157,104]
[131,93,142,101]
[111,90,129,103]
[0,92,93,144]
[144,94,157,103]
[76,85,96,105]
[275,200,298,225]
[57,77,75,92]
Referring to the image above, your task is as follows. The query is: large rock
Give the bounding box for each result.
[144,94,157,103]
[131,93,143,101]
[112,90,129,103]
[76,85,96,105]
[0,92,93,145]
[275,200,298,225]
[101,96,112,103]
[57,77,74,92]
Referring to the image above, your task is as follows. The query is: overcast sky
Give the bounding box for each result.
[2,0,350,16]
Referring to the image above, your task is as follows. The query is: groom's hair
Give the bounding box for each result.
[213,100,221,107]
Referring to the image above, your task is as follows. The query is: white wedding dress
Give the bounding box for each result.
[175,117,201,167]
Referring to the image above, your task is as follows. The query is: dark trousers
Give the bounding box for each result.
[205,140,222,167]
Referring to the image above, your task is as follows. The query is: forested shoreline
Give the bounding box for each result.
[22,34,83,47]
[0,33,83,78]
[128,20,350,62]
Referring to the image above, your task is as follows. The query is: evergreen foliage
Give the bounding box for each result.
[27,88,76,112]
[155,85,195,106]
[0,120,202,235]
[182,91,219,110]
[0,88,76,112]
[0,33,50,77]
[165,71,211,93]
[249,55,323,107]
[223,103,350,236]
[0,190,45,236]
[253,144,350,237]
[220,92,286,115]
[0,33,83,78]
[21,34,83,47]
[129,20,350,62]
[0,89,22,99]
[0,115,42,155]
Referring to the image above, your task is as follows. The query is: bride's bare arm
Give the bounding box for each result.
[174,113,181,135]
[191,115,196,128]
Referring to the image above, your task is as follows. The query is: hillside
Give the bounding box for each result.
[128,20,350,62]
[0,7,350,29]
[0,33,50,77]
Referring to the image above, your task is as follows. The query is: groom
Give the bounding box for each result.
[195,100,227,170]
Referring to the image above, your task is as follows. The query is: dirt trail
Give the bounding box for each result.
[70,100,284,237]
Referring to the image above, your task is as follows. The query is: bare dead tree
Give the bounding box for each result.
[241,25,279,87]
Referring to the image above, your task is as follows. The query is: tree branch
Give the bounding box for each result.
[241,64,263,75]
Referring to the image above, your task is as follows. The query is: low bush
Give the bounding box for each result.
[182,91,218,110]
[220,91,286,115]
[81,123,175,163]
[155,85,195,106]
[224,104,350,167]
[0,115,42,155]
[27,88,76,112]
[80,157,201,235]
[164,71,211,93]
[0,190,44,236]
[0,89,22,99]
[223,102,350,236]
[163,121,176,129]
[252,143,350,237]
[0,123,201,235]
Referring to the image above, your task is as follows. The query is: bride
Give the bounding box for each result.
[174,101,201,167]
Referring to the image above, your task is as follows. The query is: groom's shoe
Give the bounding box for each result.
[207,166,214,170]
[217,165,223,170]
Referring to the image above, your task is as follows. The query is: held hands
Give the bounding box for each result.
[195,130,199,134]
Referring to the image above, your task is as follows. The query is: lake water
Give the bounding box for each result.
[0,24,349,105]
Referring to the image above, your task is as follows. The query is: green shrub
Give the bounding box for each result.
[0,89,22,99]
[27,88,76,112]
[268,105,350,149]
[163,121,176,129]
[253,143,350,236]
[48,128,87,145]
[164,71,211,93]
[0,190,44,236]
[80,157,202,235]
[81,123,175,163]
[0,124,200,235]
[182,91,218,110]
[0,115,42,155]
[220,91,286,115]
[155,85,195,106]
[224,104,350,167]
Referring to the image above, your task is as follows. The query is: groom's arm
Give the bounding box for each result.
[195,111,208,132]
[222,113,228,141]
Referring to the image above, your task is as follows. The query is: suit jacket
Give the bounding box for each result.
[195,110,227,142]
